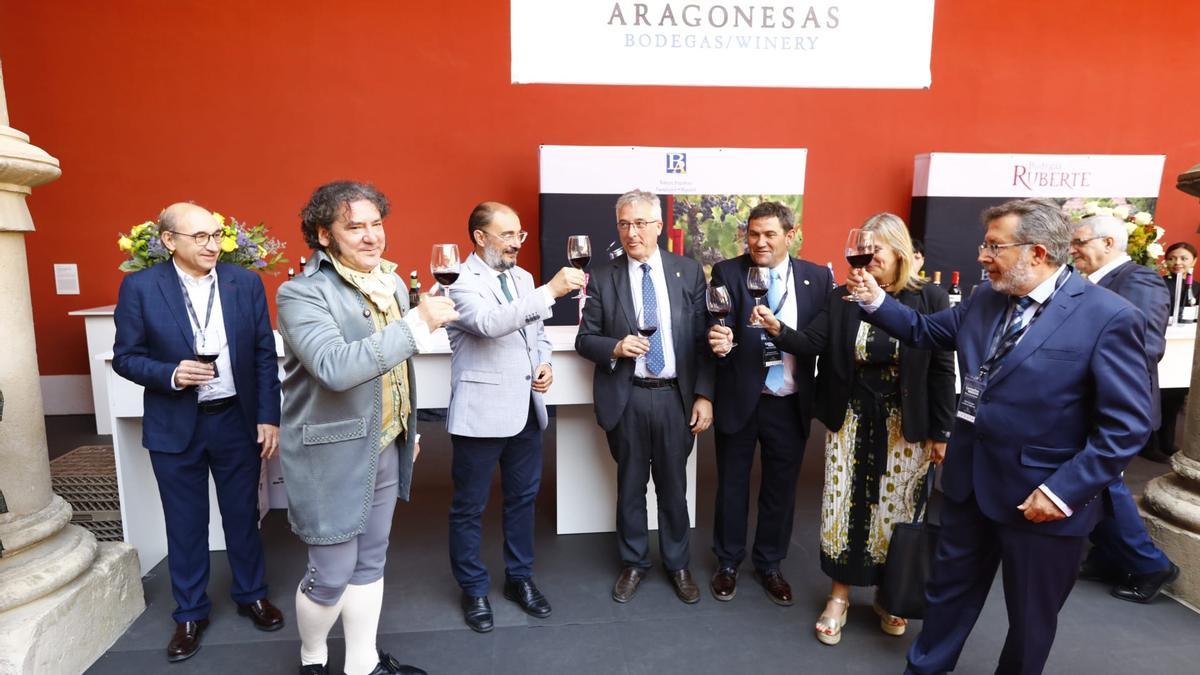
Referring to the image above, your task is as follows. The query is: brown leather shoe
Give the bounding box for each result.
[612,567,645,603]
[710,566,738,601]
[670,569,701,604]
[166,619,209,662]
[755,569,794,606]
[237,598,285,631]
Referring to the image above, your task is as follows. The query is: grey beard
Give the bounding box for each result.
[993,254,1034,294]
[482,246,517,271]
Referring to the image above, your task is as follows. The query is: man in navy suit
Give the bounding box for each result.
[704,201,831,604]
[114,202,283,663]
[575,189,715,605]
[848,199,1152,674]
[1070,214,1179,603]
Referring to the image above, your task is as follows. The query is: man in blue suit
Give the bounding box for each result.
[1070,214,1179,603]
[704,201,832,605]
[114,202,283,663]
[848,199,1152,674]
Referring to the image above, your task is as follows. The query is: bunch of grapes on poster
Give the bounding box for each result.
[670,194,804,274]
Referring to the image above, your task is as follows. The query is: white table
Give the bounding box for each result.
[99,323,696,576]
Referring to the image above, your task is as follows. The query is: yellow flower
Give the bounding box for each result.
[220,236,238,253]
[131,221,153,236]
[257,245,266,259]
[212,212,226,227]
[118,236,134,252]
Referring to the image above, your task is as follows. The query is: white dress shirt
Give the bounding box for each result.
[171,261,237,401]
[1085,253,1131,285]
[627,249,677,379]
[762,257,799,396]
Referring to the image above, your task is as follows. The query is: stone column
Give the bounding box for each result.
[1140,162,1200,608]
[0,60,143,675]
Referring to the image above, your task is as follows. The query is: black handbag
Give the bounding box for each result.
[878,464,940,619]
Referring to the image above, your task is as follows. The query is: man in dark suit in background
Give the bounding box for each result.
[1070,214,1179,603]
[704,202,831,605]
[849,199,1152,674]
[114,202,284,663]
[575,189,715,605]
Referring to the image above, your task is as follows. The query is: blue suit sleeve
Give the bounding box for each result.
[1125,267,1170,365]
[864,289,965,352]
[112,275,180,394]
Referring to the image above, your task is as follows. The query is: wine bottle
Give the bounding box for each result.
[299,255,307,267]
[1181,271,1198,324]
[408,270,422,308]
[948,271,962,306]
[932,270,943,287]
[287,267,295,280]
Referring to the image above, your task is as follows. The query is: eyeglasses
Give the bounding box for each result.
[616,219,660,232]
[484,230,528,244]
[1069,235,1107,248]
[168,229,223,247]
[978,241,1035,258]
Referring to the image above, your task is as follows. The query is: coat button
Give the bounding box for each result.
[362,309,371,318]
[525,375,531,381]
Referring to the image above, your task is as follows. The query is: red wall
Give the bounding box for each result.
[3,1,1199,377]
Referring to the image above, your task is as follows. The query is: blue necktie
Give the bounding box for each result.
[1001,295,1035,343]
[640,263,665,375]
[498,273,513,302]
[765,269,785,393]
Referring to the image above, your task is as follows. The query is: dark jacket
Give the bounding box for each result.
[1095,261,1170,428]
[773,283,955,443]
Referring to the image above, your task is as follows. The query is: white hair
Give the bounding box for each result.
[1080,214,1129,252]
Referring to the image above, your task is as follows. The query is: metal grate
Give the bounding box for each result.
[50,446,124,542]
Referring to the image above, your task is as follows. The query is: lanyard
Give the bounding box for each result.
[768,262,793,315]
[179,275,217,336]
[978,268,1068,379]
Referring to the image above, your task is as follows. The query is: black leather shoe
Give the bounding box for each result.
[361,649,427,675]
[1078,557,1127,585]
[1112,562,1180,603]
[461,593,494,633]
[299,664,329,675]
[503,577,552,618]
[612,567,645,603]
[166,618,209,663]
[710,566,738,601]
[238,598,285,631]
[669,569,701,604]
[1139,444,1174,464]
[754,569,794,606]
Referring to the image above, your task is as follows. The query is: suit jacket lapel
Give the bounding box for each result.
[662,252,689,358]
[219,267,240,370]
[156,260,196,347]
[986,273,1084,388]
[614,257,637,331]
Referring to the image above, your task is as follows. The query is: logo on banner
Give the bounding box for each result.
[1011,161,1092,191]
[666,152,687,174]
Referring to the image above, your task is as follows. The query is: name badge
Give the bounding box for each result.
[760,334,784,367]
[956,374,984,423]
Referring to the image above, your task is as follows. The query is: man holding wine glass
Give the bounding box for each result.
[113,202,284,663]
[445,201,584,633]
[704,201,831,606]
[575,189,714,605]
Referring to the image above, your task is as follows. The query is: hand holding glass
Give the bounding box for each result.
[706,284,737,349]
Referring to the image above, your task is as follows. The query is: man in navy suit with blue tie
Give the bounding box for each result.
[849,199,1152,674]
[114,202,283,663]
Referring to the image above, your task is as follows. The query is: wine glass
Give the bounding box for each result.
[567,235,591,300]
[843,228,876,301]
[746,266,770,327]
[706,284,737,349]
[635,304,659,371]
[194,330,219,392]
[430,244,460,296]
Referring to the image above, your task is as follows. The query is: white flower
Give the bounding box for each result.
[1147,242,1164,258]
[1113,205,1131,220]
[1125,222,1139,234]
[1134,211,1153,225]
[1095,206,1114,217]
[1155,226,1165,240]
[1084,201,1101,214]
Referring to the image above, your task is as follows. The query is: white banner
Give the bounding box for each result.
[913,153,1166,198]
[540,145,807,195]
[512,1,935,89]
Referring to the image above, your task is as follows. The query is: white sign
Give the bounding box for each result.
[512,1,935,89]
[54,263,80,295]
[913,153,1166,198]
[540,145,807,194]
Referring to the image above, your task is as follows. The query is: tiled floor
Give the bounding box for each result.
[44,414,1199,675]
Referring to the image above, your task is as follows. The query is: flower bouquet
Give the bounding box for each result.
[1063,198,1164,269]
[117,212,287,273]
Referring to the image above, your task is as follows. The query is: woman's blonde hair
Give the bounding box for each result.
[861,212,923,293]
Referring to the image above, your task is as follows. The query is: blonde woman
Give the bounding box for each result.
[753,213,955,644]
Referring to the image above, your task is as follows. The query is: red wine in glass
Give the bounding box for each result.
[845,229,876,269]
[194,332,220,382]
[569,255,591,269]
[846,252,874,268]
[567,235,591,300]
[637,325,658,337]
[430,243,461,296]
[433,271,460,286]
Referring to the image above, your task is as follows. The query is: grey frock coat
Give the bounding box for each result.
[276,250,419,545]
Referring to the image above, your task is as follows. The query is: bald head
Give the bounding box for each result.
[159,202,214,235]
[159,202,222,277]
[467,202,517,239]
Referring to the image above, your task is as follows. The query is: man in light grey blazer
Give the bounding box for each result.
[446,202,585,633]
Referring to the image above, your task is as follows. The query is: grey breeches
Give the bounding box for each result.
[299,443,399,606]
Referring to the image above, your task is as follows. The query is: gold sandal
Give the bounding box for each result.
[815,596,849,645]
[873,602,907,636]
